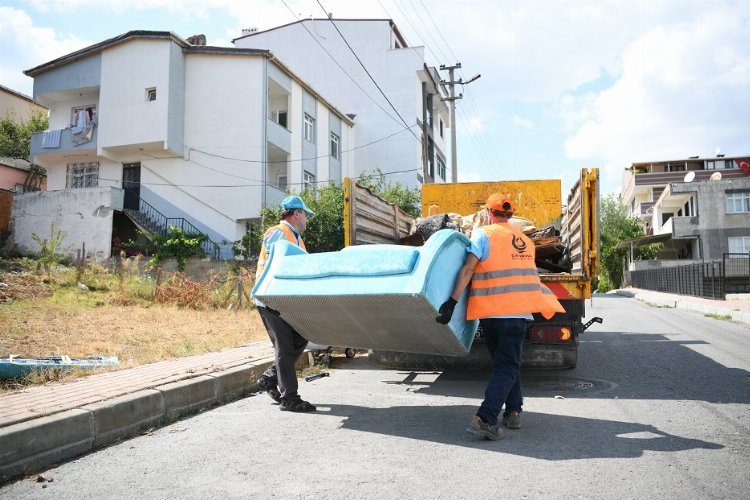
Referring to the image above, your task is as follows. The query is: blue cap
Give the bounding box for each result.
[280,195,315,216]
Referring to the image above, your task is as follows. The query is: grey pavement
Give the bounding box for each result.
[2,287,749,485]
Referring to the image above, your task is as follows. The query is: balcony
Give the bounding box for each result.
[672,216,698,238]
[633,168,748,187]
[30,125,98,160]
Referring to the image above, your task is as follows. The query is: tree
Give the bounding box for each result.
[598,193,661,291]
[0,110,49,159]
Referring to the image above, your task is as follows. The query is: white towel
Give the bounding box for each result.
[42,129,62,148]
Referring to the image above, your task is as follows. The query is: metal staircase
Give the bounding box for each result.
[123,198,221,259]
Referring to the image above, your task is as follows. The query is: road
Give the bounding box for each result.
[2,294,749,498]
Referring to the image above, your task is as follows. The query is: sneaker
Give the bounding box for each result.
[502,411,521,429]
[256,377,281,403]
[466,415,503,440]
[279,398,316,412]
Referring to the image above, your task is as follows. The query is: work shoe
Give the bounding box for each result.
[502,410,522,429]
[256,377,281,403]
[466,415,503,440]
[279,398,316,412]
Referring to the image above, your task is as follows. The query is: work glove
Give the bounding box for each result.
[436,297,457,324]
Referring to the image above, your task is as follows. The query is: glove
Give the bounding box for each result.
[436,297,457,324]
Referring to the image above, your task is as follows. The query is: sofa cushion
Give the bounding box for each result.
[274,246,419,279]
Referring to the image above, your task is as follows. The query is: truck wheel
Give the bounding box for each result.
[345,348,356,358]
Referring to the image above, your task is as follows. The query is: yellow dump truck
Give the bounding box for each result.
[343,168,601,368]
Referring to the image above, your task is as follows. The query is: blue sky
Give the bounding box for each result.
[2,0,749,196]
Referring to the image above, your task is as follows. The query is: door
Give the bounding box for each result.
[123,163,141,211]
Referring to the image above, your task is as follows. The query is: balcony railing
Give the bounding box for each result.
[30,126,98,157]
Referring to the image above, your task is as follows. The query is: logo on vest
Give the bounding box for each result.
[511,235,527,253]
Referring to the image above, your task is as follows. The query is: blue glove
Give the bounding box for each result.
[436,297,457,324]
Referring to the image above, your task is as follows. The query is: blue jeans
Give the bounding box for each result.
[476,318,527,426]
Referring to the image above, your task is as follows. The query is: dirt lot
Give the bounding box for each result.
[0,258,268,391]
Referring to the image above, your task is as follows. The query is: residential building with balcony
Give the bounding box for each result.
[18,30,353,260]
[234,18,451,187]
[621,155,750,261]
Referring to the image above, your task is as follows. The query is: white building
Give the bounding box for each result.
[234,18,451,187]
[19,30,353,260]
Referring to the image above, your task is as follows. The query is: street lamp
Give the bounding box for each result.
[440,64,481,183]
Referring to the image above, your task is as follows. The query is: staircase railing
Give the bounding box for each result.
[123,196,221,259]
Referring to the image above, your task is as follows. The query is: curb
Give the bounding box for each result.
[0,359,273,484]
[615,290,750,326]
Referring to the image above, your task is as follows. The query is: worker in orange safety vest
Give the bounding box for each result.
[436,193,564,440]
[253,195,317,413]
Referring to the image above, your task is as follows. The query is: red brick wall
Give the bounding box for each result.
[0,191,12,232]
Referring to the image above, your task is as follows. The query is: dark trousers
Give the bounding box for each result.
[476,318,527,426]
[258,307,308,401]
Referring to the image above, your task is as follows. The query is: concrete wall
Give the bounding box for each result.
[12,187,123,261]
[99,39,172,150]
[671,178,750,259]
[236,20,426,187]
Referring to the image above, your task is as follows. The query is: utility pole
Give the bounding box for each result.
[440,63,480,183]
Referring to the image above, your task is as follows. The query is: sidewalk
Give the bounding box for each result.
[1,341,277,483]
[614,288,750,325]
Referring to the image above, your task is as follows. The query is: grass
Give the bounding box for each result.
[704,313,732,321]
[0,257,267,392]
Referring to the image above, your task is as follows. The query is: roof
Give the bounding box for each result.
[0,84,47,109]
[24,31,270,77]
[0,157,32,172]
[232,18,408,47]
[628,155,750,169]
[615,233,672,250]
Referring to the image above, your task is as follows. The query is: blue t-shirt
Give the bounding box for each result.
[468,227,533,320]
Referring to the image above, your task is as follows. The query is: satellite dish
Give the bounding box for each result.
[710,171,722,181]
[683,171,695,182]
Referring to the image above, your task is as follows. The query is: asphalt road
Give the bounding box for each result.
[3,294,749,498]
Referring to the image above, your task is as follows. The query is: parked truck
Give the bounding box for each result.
[343,168,601,369]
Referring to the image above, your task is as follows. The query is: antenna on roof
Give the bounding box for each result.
[714,146,721,156]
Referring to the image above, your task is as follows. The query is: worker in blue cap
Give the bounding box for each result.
[253,195,317,412]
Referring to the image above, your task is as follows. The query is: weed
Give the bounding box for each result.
[705,313,732,321]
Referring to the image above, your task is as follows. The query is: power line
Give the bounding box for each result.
[314,0,422,143]
[278,0,406,130]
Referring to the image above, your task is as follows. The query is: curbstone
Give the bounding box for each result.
[82,390,165,448]
[158,375,219,422]
[0,409,93,484]
[211,361,273,404]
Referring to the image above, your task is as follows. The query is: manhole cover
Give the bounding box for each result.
[525,376,596,391]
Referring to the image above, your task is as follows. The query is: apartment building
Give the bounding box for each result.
[234,18,451,187]
[17,30,352,260]
[621,155,750,260]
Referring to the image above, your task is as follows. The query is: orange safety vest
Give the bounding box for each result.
[255,223,307,281]
[467,223,565,320]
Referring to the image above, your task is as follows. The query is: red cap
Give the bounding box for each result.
[484,193,515,213]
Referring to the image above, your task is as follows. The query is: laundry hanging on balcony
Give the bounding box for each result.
[71,107,94,146]
[41,129,62,148]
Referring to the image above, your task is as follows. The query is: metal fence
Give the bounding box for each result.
[630,253,750,299]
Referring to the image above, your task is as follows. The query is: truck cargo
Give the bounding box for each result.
[343,167,601,368]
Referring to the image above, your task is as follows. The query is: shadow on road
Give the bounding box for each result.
[320,403,723,459]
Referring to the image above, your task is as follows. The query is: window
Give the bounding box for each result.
[439,119,444,138]
[277,175,287,191]
[725,160,734,169]
[728,236,750,253]
[66,162,99,189]
[303,171,315,190]
[727,191,750,213]
[437,156,446,180]
[146,88,157,101]
[304,114,315,142]
[427,139,435,178]
[271,110,288,128]
[71,105,96,127]
[330,133,340,159]
[666,164,685,172]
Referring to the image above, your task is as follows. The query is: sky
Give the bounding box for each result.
[1,0,749,196]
